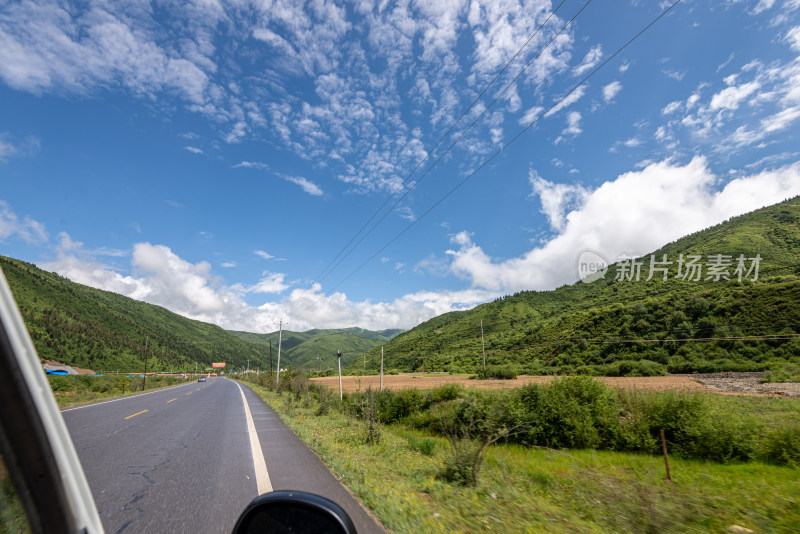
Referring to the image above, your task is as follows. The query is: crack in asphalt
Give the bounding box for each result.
[111,433,199,534]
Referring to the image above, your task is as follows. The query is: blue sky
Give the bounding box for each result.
[2,0,800,333]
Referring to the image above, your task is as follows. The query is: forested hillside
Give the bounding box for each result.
[1,256,268,373]
[358,197,800,376]
[230,327,403,371]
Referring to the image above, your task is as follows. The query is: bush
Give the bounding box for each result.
[475,365,518,380]
[408,436,436,456]
[762,362,800,383]
[423,384,465,408]
[618,391,760,462]
[434,393,517,486]
[515,377,622,449]
[763,426,800,467]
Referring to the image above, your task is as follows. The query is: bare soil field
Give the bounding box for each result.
[311,372,800,397]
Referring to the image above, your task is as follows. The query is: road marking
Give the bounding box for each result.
[167,398,177,403]
[234,381,272,495]
[186,392,192,396]
[62,382,191,412]
[124,410,148,420]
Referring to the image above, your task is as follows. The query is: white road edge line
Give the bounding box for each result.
[234,381,272,495]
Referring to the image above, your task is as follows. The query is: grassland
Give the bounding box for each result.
[240,376,800,533]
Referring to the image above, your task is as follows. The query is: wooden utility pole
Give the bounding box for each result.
[337,350,343,401]
[660,429,672,481]
[276,319,283,385]
[380,346,384,392]
[143,336,148,390]
[269,340,273,378]
[481,320,486,371]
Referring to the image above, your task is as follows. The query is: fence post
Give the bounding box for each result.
[660,429,671,481]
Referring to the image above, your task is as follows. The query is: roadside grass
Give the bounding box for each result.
[47,374,194,408]
[244,382,800,533]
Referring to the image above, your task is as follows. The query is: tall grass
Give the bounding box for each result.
[239,376,800,533]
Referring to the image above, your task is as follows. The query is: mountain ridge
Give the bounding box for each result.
[354,197,800,376]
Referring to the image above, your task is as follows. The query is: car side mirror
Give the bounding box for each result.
[232,490,357,534]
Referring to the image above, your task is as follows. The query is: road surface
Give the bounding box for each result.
[63,377,383,533]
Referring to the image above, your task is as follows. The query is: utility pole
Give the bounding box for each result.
[481,320,486,371]
[246,359,251,373]
[269,340,273,378]
[143,336,148,391]
[276,319,283,385]
[337,350,343,401]
[380,346,384,392]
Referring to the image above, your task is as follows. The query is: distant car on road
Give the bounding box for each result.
[198,377,206,382]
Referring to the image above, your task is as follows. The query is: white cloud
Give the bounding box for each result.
[254,250,275,260]
[445,157,800,293]
[602,81,622,102]
[0,1,212,103]
[39,238,495,331]
[545,85,586,117]
[247,272,289,294]
[0,138,16,160]
[709,81,760,111]
[0,201,48,243]
[184,146,203,154]
[528,172,588,232]
[662,101,682,115]
[283,175,324,196]
[787,26,800,51]
[573,45,603,77]
[562,111,582,136]
[234,161,270,171]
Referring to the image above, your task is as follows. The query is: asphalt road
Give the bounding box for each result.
[62,378,384,534]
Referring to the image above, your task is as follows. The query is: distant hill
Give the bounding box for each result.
[229,327,403,371]
[1,256,268,373]
[357,197,800,376]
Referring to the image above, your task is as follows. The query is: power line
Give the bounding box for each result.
[310,0,570,287]
[322,0,684,297]
[314,0,587,288]
[282,1,575,321]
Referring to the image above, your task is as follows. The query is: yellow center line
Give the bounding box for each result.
[167,398,177,403]
[124,410,148,420]
[186,392,192,395]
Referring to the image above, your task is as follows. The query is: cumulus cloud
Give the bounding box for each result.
[446,157,800,292]
[38,237,495,332]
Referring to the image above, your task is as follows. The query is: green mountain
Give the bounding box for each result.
[356,197,800,376]
[229,327,403,371]
[1,256,269,373]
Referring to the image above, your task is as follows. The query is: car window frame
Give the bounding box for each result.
[0,267,104,534]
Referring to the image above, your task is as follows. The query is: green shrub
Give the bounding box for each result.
[763,426,800,467]
[475,365,518,380]
[619,391,760,462]
[762,362,800,383]
[408,436,436,456]
[423,384,465,408]
[514,377,622,449]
